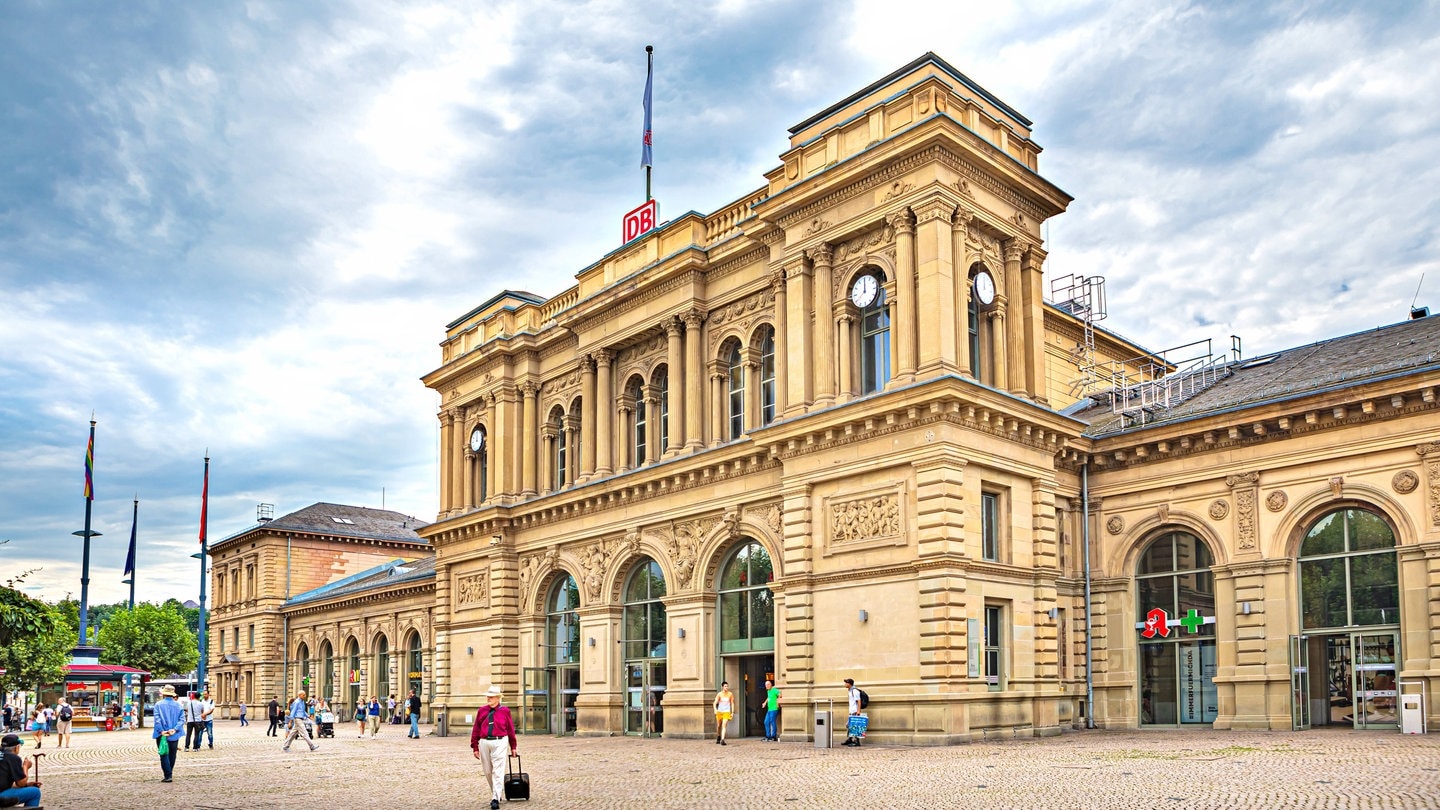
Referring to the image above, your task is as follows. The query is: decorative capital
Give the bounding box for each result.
[804,242,834,266]
[887,209,916,235]
[1003,240,1025,263]
[664,316,683,338]
[1225,472,1260,488]
[520,381,541,397]
[580,355,596,373]
[593,348,614,367]
[912,197,956,225]
[770,267,786,290]
[682,309,707,329]
[1417,442,1440,457]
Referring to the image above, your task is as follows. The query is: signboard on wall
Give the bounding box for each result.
[1179,642,1218,723]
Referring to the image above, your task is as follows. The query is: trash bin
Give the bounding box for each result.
[1401,693,1426,734]
[436,711,448,738]
[814,708,831,748]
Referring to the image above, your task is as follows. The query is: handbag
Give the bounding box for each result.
[845,714,869,738]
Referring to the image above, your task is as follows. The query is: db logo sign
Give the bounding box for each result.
[623,199,658,243]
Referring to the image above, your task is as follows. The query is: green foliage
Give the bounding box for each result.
[55,598,128,645]
[97,603,199,680]
[0,587,71,692]
[160,598,201,635]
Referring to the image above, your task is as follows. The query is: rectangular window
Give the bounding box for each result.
[981,491,1002,562]
[1056,608,1068,682]
[984,605,1004,692]
[219,628,226,652]
[246,565,255,599]
[248,624,255,649]
[234,626,240,652]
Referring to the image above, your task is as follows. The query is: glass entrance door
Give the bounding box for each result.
[554,665,579,735]
[521,667,551,735]
[624,661,667,736]
[1289,635,1310,730]
[1352,633,1398,729]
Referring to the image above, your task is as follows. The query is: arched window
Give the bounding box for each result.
[727,342,745,440]
[968,284,982,381]
[297,643,311,694]
[967,264,995,385]
[718,541,774,653]
[375,635,390,700]
[1136,530,1216,725]
[623,559,667,661]
[859,272,891,394]
[1299,508,1399,629]
[320,640,334,703]
[407,632,423,698]
[656,366,670,455]
[475,426,488,503]
[550,407,567,491]
[547,575,581,665]
[632,378,647,466]
[346,638,361,708]
[759,327,776,426]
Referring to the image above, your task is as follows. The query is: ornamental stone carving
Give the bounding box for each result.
[666,520,708,590]
[456,568,490,610]
[829,494,901,545]
[1419,444,1440,527]
[1392,470,1420,495]
[1208,500,1230,520]
[580,541,611,603]
[1266,490,1288,512]
[1105,515,1125,535]
[1235,489,1257,550]
[1329,477,1344,499]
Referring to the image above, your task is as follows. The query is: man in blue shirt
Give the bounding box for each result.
[283,690,318,752]
[152,685,186,782]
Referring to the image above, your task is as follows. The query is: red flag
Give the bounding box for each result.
[199,457,209,544]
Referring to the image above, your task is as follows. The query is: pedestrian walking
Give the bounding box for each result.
[200,690,215,749]
[469,685,517,810]
[238,700,248,727]
[1,704,11,735]
[0,732,41,808]
[354,703,367,738]
[386,694,397,722]
[152,685,185,783]
[266,695,281,736]
[763,679,781,742]
[282,690,318,752]
[713,681,734,745]
[54,698,73,749]
[407,689,422,738]
[366,695,381,738]
[28,705,45,750]
[183,692,206,750]
[842,678,867,747]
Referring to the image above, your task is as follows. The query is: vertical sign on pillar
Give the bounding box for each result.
[967,618,980,678]
[623,199,658,244]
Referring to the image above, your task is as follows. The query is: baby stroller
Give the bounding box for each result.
[317,711,336,738]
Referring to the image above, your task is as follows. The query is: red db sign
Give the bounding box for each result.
[623,199,658,243]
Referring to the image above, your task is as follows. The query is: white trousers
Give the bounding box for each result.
[284,718,316,750]
[478,737,507,801]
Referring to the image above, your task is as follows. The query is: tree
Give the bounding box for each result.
[160,598,200,636]
[0,587,71,693]
[97,603,199,680]
[56,598,128,645]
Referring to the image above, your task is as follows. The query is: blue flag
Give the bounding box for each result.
[123,502,137,577]
[641,55,653,168]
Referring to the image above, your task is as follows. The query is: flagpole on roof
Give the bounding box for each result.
[643,45,654,201]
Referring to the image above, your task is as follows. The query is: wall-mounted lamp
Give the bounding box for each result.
[587,637,596,647]
[677,628,686,639]
[1048,607,1059,619]
[858,609,869,623]
[1241,602,1251,615]
[466,646,474,656]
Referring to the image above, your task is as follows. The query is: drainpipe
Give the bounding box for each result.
[1082,460,1095,729]
[283,534,292,697]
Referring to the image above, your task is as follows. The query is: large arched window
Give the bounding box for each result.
[346,638,361,708]
[727,342,745,440]
[1136,530,1216,725]
[623,559,667,661]
[718,541,774,653]
[547,575,581,665]
[759,326,776,426]
[297,642,311,694]
[1299,508,1399,630]
[375,635,390,700]
[550,406,567,491]
[859,272,891,394]
[320,640,334,703]
[967,264,995,385]
[656,366,670,455]
[631,378,647,466]
[407,631,423,699]
[474,426,488,503]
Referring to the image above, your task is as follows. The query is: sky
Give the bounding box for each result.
[4,0,1439,606]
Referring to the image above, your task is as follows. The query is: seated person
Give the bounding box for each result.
[0,733,40,808]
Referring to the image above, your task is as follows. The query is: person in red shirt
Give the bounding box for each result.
[469,685,517,810]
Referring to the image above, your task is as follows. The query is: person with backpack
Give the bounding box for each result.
[54,698,73,749]
[843,678,869,747]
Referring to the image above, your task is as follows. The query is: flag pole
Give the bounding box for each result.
[123,494,138,720]
[643,45,654,201]
[195,455,210,696]
[73,417,102,649]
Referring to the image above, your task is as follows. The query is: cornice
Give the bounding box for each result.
[282,582,436,619]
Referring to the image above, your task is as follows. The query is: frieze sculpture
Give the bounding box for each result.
[829,494,901,545]
[666,520,708,590]
[456,569,490,609]
[581,541,611,603]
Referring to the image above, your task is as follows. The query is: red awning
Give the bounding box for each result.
[64,664,151,677]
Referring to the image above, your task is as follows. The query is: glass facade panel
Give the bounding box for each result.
[727,344,744,440]
[1350,509,1396,551]
[1302,511,1345,556]
[1350,552,1399,626]
[1300,557,1348,630]
[547,576,580,665]
[718,541,774,653]
[1299,509,1399,631]
[860,280,891,394]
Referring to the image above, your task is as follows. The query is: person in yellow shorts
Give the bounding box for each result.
[713,682,734,746]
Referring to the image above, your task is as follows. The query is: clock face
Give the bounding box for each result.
[973,271,996,306]
[850,274,879,308]
[470,429,484,452]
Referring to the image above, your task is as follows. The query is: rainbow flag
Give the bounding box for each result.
[84,427,95,500]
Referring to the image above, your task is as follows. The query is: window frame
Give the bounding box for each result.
[859,273,891,394]
[984,604,1005,692]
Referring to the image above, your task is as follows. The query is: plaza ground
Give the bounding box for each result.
[25,720,1440,809]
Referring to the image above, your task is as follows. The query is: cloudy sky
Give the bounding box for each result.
[4,0,1439,606]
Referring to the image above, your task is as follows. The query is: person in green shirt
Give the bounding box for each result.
[763,679,781,742]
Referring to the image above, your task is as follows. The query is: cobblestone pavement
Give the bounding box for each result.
[23,721,1440,809]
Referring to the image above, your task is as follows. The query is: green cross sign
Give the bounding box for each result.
[1180,609,1205,633]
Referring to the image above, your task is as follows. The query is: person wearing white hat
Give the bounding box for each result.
[152,685,186,782]
[469,685,517,810]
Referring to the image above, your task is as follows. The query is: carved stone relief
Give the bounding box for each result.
[1392,470,1420,495]
[707,287,776,352]
[518,546,559,613]
[829,493,902,545]
[665,519,711,590]
[1265,490,1288,512]
[580,541,612,603]
[832,222,895,268]
[1208,500,1230,521]
[1226,472,1260,551]
[1106,515,1125,535]
[455,568,490,610]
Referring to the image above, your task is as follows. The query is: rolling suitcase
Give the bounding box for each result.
[504,754,530,801]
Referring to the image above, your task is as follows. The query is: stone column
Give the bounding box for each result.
[837,313,854,401]
[783,256,812,416]
[438,410,455,516]
[771,268,788,415]
[644,387,662,462]
[521,382,539,497]
[540,425,557,494]
[594,350,614,477]
[462,446,476,511]
[808,243,836,407]
[891,209,918,382]
[564,414,580,488]
[665,318,685,457]
[1023,247,1048,403]
[616,404,633,472]
[953,210,973,377]
[579,355,596,482]
[914,197,958,376]
[744,351,762,431]
[683,310,707,452]
[709,361,726,445]
[990,303,1007,392]
[1003,240,1026,395]
[885,280,900,387]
